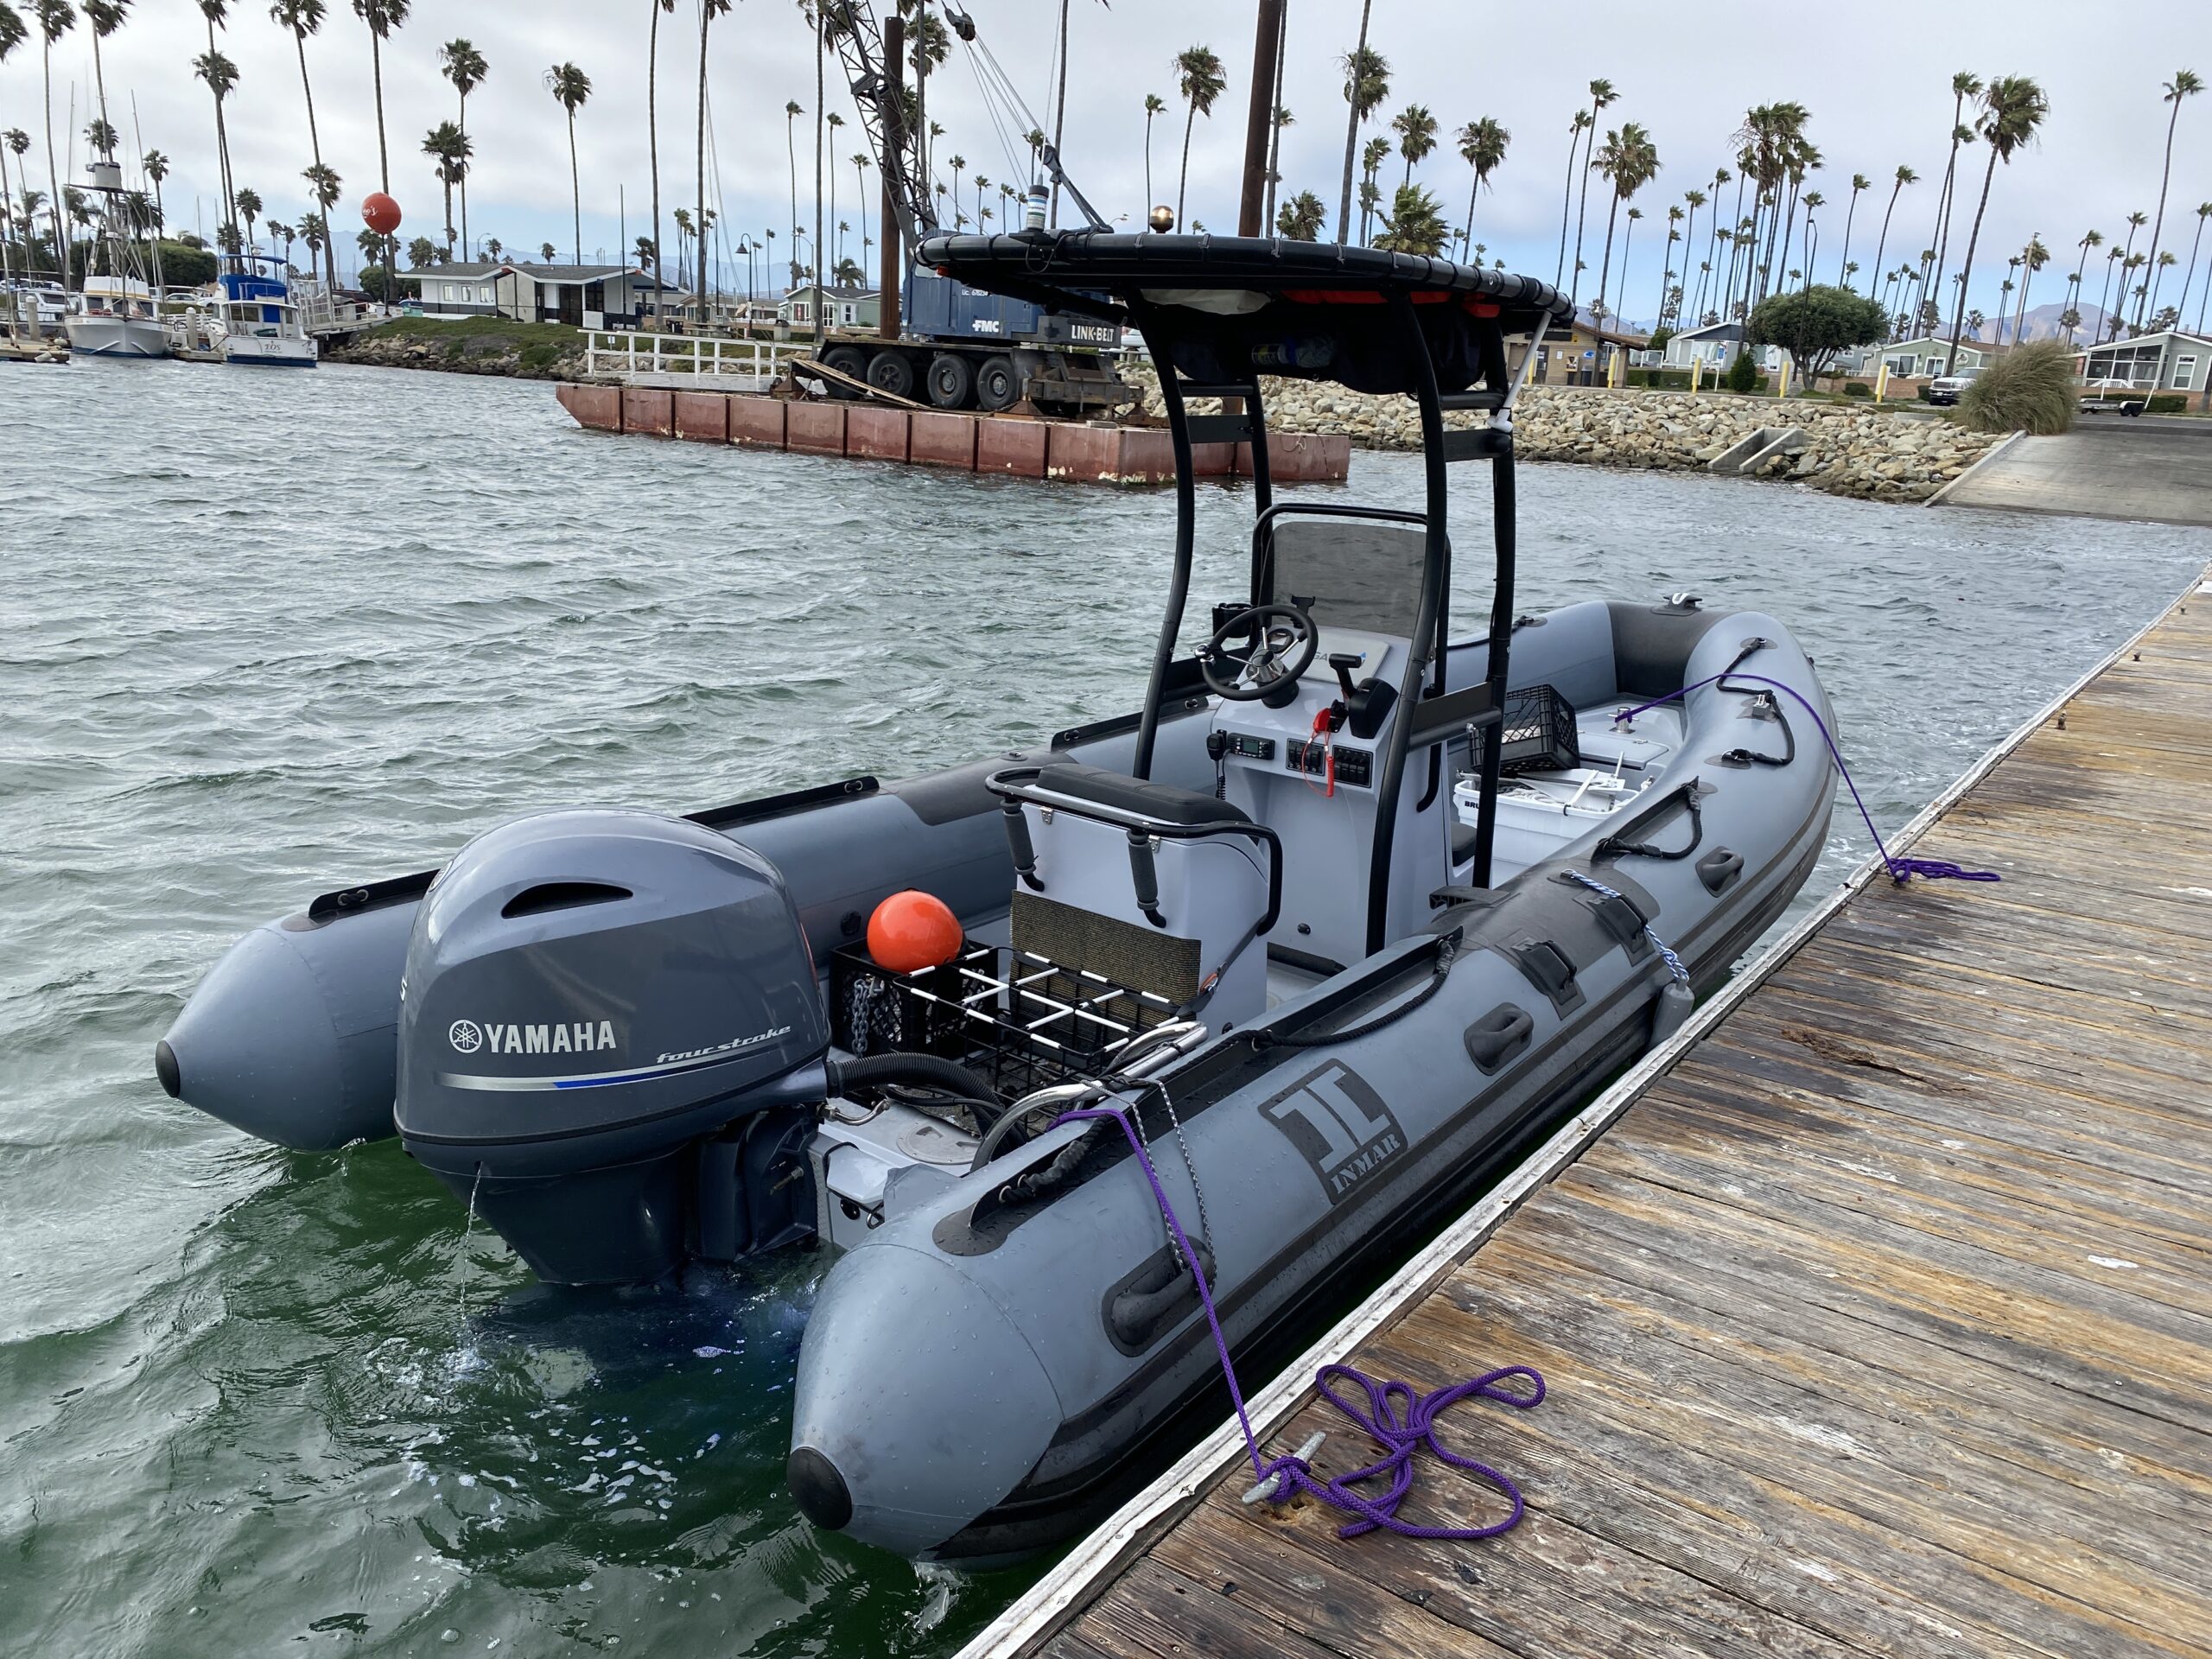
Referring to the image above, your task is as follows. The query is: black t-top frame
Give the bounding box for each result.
[918,232,1574,955]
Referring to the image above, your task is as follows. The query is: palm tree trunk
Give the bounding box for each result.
[441,172,454,258]
[812,3,824,343]
[41,38,65,289]
[1263,4,1286,231]
[697,3,710,313]
[1870,184,1901,324]
[1616,210,1634,324]
[1176,99,1197,230]
[1554,123,1578,285]
[1946,142,2000,367]
[2140,93,2184,332]
[1570,110,1599,303]
[369,28,394,291]
[649,1,662,317]
[1838,194,1857,287]
[785,114,798,283]
[458,94,469,258]
[1681,197,1698,319]
[291,31,338,289]
[2094,258,2117,342]
[568,112,581,264]
[0,143,14,283]
[2177,216,2206,335]
[1594,194,1619,327]
[1335,0,1370,244]
[1143,111,1154,219]
[1464,169,1478,248]
[1927,118,1963,334]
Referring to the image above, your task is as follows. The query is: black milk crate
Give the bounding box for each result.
[831,940,1179,1099]
[1473,683,1580,775]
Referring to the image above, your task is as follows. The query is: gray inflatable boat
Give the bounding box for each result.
[156,238,1836,1561]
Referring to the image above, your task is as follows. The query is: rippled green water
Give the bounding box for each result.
[3,359,2203,1657]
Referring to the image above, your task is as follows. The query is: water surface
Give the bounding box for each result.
[3,359,2203,1656]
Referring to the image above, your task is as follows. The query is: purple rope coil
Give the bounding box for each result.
[1616,670,2000,886]
[1056,1103,1544,1541]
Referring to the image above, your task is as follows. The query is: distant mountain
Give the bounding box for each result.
[1977,301,2111,344]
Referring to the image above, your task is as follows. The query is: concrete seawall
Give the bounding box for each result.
[1933,419,2212,527]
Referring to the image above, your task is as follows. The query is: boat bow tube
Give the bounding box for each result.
[155,234,1837,1561]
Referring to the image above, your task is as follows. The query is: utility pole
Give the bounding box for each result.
[1237,0,1287,237]
[880,10,904,341]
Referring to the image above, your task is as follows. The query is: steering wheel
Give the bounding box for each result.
[1199,602,1319,702]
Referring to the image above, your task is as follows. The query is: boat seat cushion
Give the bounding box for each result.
[1036,763,1252,829]
[1451,820,1478,867]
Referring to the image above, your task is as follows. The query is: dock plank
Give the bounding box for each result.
[969,565,2212,1659]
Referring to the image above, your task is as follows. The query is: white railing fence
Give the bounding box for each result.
[581,330,809,389]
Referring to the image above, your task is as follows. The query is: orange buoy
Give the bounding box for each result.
[361,192,403,236]
[867,890,963,974]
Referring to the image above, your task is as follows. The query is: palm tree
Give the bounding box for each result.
[544,61,590,265]
[1373,182,1445,255]
[946,153,964,232]
[1836,172,1868,287]
[271,2,339,286]
[1866,166,1914,328]
[141,145,166,285]
[1659,204,1681,324]
[1141,93,1166,216]
[79,0,126,198]
[234,183,261,252]
[2014,232,2049,340]
[420,122,463,257]
[784,99,802,279]
[1554,109,1589,286]
[297,209,323,275]
[302,161,340,285]
[1275,188,1324,240]
[1265,102,1292,230]
[2177,204,2210,337]
[696,0,729,308]
[539,239,555,263]
[2147,249,2178,323]
[32,0,72,287]
[1589,120,1657,331]
[191,45,241,263]
[645,0,674,314]
[1676,189,1705,322]
[1334,0,1375,243]
[437,37,486,257]
[1569,79,1618,307]
[1172,44,1225,232]
[0,24,21,286]
[1390,104,1435,188]
[353,0,410,287]
[972,174,988,231]
[2067,229,2101,340]
[1947,75,2047,369]
[1357,134,1389,242]
[2113,210,2148,340]
[908,9,948,206]
[1798,189,1823,291]
[1455,116,1508,249]
[1923,73,1981,333]
[825,110,844,264]
[852,151,869,273]
[2138,69,2202,331]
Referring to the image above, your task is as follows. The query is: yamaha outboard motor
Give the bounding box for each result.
[395,809,831,1284]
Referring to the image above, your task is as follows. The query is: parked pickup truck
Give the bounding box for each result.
[1923,365,1982,406]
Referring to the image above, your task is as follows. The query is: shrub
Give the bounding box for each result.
[1725,349,1760,393]
[1843,380,1872,397]
[1958,339,2077,434]
[1745,284,1888,383]
[2146,393,2186,414]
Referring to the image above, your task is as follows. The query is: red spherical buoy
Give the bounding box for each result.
[866,890,963,975]
[361,192,403,236]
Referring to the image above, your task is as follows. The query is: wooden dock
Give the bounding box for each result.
[963,565,2212,1659]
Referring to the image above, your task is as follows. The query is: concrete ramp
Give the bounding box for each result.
[1935,421,2212,526]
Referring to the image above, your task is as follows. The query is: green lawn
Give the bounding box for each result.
[353,315,579,349]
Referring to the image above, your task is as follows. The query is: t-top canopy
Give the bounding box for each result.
[916,232,1574,397]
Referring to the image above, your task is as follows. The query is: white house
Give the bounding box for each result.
[1870,335,1998,380]
[1647,321,1783,374]
[2079,329,2211,398]
[779,283,880,331]
[410,262,675,327]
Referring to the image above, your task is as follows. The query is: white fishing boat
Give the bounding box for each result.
[61,160,168,360]
[213,257,318,368]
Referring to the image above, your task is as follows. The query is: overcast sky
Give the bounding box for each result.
[5,0,2207,327]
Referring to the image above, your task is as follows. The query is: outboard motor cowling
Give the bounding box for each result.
[396,809,829,1284]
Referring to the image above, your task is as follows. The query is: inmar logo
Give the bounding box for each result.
[449,1018,619,1055]
[1259,1061,1405,1204]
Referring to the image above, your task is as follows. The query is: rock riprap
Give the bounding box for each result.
[1122,366,2000,503]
